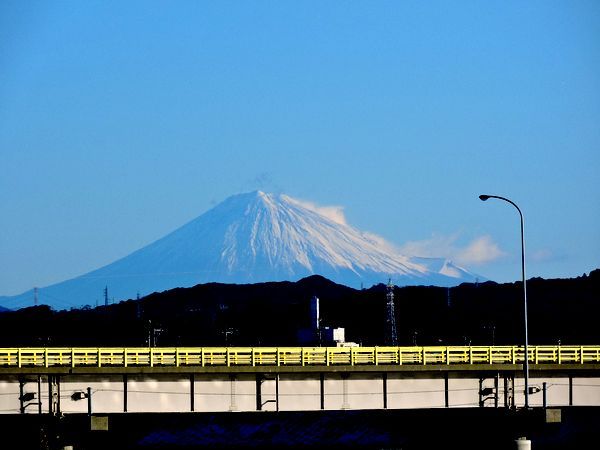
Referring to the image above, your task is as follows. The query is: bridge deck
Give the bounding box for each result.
[1,345,599,374]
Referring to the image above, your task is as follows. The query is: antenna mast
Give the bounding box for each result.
[385,279,398,346]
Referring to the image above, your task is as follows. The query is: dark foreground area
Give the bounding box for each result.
[3,407,598,450]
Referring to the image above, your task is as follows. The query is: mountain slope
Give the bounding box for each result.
[1,191,481,309]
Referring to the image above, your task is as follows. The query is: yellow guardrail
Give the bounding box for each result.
[0,346,599,369]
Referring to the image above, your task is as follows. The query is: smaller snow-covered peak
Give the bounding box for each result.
[411,257,483,283]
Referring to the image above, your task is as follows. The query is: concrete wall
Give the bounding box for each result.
[2,373,600,414]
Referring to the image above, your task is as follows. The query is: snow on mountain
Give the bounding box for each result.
[410,257,478,281]
[0,191,482,309]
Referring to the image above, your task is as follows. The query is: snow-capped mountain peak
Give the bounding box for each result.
[1,191,482,309]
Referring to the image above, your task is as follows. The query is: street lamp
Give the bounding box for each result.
[71,387,93,415]
[479,194,530,409]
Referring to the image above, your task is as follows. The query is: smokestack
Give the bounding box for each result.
[310,296,320,343]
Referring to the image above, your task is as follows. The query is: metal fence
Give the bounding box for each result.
[1,345,599,369]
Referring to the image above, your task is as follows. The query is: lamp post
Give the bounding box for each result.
[479,194,530,409]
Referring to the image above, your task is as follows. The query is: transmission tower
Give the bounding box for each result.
[385,278,398,346]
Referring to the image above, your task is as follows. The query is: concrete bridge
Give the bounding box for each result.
[1,345,599,415]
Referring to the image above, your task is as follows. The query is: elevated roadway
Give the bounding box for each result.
[1,346,599,414]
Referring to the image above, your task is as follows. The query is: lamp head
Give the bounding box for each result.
[20,392,36,402]
[479,195,490,201]
[71,391,88,401]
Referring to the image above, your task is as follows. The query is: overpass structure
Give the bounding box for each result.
[2,345,599,414]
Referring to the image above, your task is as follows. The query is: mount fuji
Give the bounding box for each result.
[1,191,482,310]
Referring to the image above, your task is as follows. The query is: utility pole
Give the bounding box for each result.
[104,286,108,307]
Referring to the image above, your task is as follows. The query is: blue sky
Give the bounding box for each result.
[1,1,599,295]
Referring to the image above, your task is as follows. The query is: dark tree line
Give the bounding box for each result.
[0,269,598,347]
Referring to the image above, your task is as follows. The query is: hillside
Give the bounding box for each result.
[0,270,598,347]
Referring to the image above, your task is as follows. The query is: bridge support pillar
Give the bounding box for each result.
[444,373,449,408]
[383,372,388,409]
[56,376,61,415]
[87,386,92,416]
[48,376,52,414]
[48,376,60,415]
[495,373,499,408]
[275,374,279,412]
[229,375,237,411]
[320,373,325,410]
[569,376,573,406]
[37,375,42,414]
[341,373,350,410]
[255,374,262,411]
[504,375,515,409]
[190,374,195,412]
[543,382,547,409]
[479,378,484,407]
[18,376,24,414]
[123,374,128,412]
[255,374,278,411]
